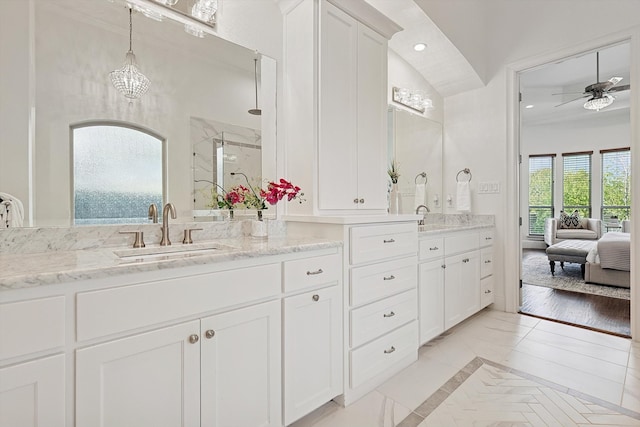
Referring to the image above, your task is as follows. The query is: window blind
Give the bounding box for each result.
[528,155,554,235]
[601,148,631,221]
[562,153,591,218]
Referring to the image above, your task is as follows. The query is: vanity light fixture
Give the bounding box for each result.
[110,7,151,101]
[191,0,218,23]
[392,87,433,114]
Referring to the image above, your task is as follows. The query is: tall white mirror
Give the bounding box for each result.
[388,107,443,214]
[0,0,276,227]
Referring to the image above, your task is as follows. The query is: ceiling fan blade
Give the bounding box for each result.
[551,91,586,96]
[554,95,589,107]
[608,76,623,86]
[608,84,630,93]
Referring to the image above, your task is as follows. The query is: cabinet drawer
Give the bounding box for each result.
[350,256,417,307]
[77,263,280,341]
[350,223,417,265]
[419,237,444,261]
[480,229,494,248]
[444,233,479,256]
[350,321,417,389]
[481,248,493,278]
[350,289,417,348]
[0,296,65,361]
[283,253,341,293]
[481,276,494,308]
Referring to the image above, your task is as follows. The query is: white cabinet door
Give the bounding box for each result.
[356,22,388,210]
[444,251,480,330]
[459,251,481,321]
[0,354,65,427]
[283,286,342,425]
[419,259,445,345]
[201,300,281,427]
[76,321,201,427]
[318,2,358,210]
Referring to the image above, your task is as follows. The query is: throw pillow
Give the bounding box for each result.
[558,210,583,229]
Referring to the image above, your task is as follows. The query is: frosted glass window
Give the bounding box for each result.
[72,124,164,225]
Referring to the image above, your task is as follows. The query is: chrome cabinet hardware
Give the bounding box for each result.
[383,238,395,243]
[484,260,491,264]
[359,198,364,204]
[462,258,470,263]
[306,269,324,276]
[383,275,395,281]
[119,231,145,248]
[354,198,359,204]
[429,246,439,251]
[188,334,199,344]
[383,311,395,318]
[182,228,203,244]
[441,264,446,269]
[383,346,396,354]
[485,237,492,240]
[484,290,492,294]
[205,329,215,339]
[312,294,320,302]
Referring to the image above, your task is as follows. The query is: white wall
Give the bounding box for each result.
[424,0,640,314]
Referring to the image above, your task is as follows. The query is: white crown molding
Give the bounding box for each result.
[327,0,402,40]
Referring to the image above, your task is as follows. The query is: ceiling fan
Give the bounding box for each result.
[554,51,630,111]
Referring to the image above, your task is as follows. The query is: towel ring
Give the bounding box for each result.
[456,168,472,182]
[414,172,427,184]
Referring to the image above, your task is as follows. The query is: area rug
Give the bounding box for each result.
[522,249,630,300]
[397,357,640,427]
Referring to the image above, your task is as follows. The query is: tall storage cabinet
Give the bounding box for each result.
[282,0,401,215]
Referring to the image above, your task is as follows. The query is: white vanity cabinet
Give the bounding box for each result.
[480,229,495,308]
[0,296,66,427]
[283,253,343,426]
[282,0,401,215]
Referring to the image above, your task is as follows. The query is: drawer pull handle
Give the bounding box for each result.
[484,260,491,264]
[383,238,395,243]
[383,275,395,281]
[429,246,439,251]
[485,237,492,240]
[484,290,492,294]
[188,334,199,344]
[383,311,395,318]
[306,269,324,276]
[205,330,215,339]
[384,346,396,354]
[312,294,320,302]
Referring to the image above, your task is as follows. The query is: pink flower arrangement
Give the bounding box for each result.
[260,179,304,205]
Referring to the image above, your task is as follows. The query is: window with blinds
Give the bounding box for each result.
[562,152,592,218]
[601,148,631,222]
[528,155,554,235]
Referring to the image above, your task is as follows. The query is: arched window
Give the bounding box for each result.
[71,122,165,225]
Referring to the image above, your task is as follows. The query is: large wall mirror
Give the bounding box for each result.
[0,0,276,227]
[388,107,443,214]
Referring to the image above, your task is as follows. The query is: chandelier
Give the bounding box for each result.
[392,87,433,113]
[110,8,151,101]
[583,94,614,111]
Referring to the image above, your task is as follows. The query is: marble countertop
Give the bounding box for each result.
[418,223,495,235]
[0,236,342,291]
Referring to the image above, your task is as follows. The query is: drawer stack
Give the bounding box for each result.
[345,222,418,402]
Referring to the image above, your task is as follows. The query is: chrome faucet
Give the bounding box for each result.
[160,203,177,246]
[148,203,158,223]
[416,204,430,225]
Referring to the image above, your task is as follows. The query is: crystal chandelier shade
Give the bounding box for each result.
[191,0,218,23]
[583,94,614,111]
[110,8,150,100]
[392,87,433,113]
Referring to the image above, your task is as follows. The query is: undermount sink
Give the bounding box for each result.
[114,242,238,263]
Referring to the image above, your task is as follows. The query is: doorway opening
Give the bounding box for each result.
[518,41,632,337]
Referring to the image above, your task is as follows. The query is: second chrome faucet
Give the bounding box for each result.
[160,203,177,246]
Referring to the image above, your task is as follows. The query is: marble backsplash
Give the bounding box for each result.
[0,218,287,255]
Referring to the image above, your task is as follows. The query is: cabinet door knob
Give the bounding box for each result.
[312,294,320,302]
[359,198,365,204]
[383,275,395,281]
[383,346,396,354]
[484,290,492,294]
[354,198,359,204]
[188,334,199,344]
[383,238,395,243]
[485,260,491,264]
[383,311,395,318]
[306,269,324,276]
[441,264,446,269]
[205,329,215,339]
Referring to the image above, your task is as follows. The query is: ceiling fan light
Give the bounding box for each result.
[583,94,614,111]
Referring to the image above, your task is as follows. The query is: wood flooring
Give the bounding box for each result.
[520,283,631,337]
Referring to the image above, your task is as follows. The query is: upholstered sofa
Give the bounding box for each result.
[544,217,602,246]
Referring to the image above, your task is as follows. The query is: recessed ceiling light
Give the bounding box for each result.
[413,43,427,52]
[525,104,534,109]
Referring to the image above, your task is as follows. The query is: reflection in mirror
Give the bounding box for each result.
[388,107,443,214]
[0,0,276,227]
[72,122,165,225]
[192,118,261,215]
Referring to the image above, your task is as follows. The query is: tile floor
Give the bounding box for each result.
[291,308,640,427]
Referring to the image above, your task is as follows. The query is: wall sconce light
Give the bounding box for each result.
[392,87,433,114]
